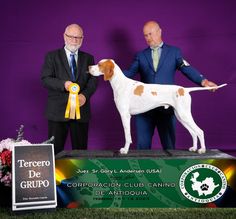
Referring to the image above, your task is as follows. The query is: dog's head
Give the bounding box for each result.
[89,59,115,81]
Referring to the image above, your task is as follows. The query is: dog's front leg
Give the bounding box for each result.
[119,112,132,154]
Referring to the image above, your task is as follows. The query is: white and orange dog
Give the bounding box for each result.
[89,59,227,154]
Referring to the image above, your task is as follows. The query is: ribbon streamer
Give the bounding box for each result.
[65,83,80,120]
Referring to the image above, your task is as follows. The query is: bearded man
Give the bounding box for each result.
[41,23,97,154]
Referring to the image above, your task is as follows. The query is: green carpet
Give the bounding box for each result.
[1,208,236,219]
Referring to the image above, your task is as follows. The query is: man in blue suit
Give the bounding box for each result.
[124,20,217,150]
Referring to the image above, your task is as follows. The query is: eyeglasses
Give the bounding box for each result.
[65,33,83,40]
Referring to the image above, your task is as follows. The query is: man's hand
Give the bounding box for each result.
[79,94,86,106]
[64,81,86,106]
[201,79,217,91]
[64,81,73,91]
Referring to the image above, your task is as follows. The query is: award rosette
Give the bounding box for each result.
[65,83,80,120]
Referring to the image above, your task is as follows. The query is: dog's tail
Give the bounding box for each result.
[185,83,227,93]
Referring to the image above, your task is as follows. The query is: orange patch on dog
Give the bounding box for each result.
[151,91,157,96]
[177,88,185,96]
[134,85,144,96]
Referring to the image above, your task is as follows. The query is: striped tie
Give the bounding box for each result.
[70,53,77,81]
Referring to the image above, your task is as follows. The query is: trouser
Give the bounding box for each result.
[135,107,176,150]
[48,120,89,154]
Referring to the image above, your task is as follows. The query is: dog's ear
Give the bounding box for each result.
[103,60,115,81]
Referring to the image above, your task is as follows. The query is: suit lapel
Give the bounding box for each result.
[59,49,72,79]
[143,48,155,72]
[76,52,83,81]
[143,44,170,73]
[157,44,169,71]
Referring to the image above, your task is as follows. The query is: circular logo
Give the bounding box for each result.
[179,164,227,203]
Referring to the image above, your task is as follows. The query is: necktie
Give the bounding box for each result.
[152,47,159,71]
[70,53,77,81]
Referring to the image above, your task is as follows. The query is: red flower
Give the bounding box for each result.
[0,149,12,166]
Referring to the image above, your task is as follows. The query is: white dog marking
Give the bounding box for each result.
[89,59,227,154]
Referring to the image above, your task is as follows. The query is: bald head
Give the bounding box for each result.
[64,23,84,53]
[64,24,83,36]
[143,21,160,31]
[143,21,162,47]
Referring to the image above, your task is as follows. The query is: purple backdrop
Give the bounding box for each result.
[1,0,236,151]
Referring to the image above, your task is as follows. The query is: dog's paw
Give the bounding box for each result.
[120,147,128,154]
[189,147,197,152]
[198,148,206,154]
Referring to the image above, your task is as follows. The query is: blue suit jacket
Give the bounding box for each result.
[124,43,205,85]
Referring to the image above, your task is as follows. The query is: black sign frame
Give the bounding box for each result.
[12,144,57,211]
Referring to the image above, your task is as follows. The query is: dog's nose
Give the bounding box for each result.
[88,66,92,73]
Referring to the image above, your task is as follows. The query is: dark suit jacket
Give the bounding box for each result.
[124,43,205,85]
[41,48,97,122]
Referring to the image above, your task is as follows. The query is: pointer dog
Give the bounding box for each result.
[89,59,226,154]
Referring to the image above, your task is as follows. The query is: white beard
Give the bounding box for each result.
[65,44,81,53]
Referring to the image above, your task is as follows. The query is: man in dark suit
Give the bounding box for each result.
[124,20,217,150]
[41,23,97,154]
